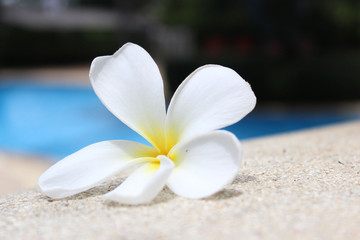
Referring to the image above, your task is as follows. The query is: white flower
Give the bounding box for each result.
[38,43,256,205]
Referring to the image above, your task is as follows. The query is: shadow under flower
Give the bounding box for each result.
[39,176,176,206]
[233,174,257,184]
[39,177,128,202]
[204,189,243,201]
[105,186,176,208]
[202,174,256,201]
[39,174,256,204]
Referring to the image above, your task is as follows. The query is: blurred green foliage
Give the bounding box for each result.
[159,0,247,30]
[0,26,120,67]
[1,0,359,102]
[159,0,360,102]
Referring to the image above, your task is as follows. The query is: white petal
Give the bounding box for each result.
[166,65,256,148]
[166,131,242,199]
[38,140,158,199]
[90,43,166,151]
[103,156,174,205]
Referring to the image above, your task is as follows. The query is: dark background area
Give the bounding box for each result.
[1,0,359,103]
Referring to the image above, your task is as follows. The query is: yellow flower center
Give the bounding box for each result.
[143,128,180,172]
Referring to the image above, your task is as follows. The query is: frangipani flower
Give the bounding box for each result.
[38,43,256,205]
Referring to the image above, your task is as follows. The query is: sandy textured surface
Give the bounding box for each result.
[1,121,360,240]
[0,153,51,195]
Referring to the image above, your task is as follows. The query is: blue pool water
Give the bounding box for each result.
[1,81,359,160]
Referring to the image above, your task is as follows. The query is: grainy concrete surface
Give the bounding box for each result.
[1,121,359,240]
[0,153,51,195]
